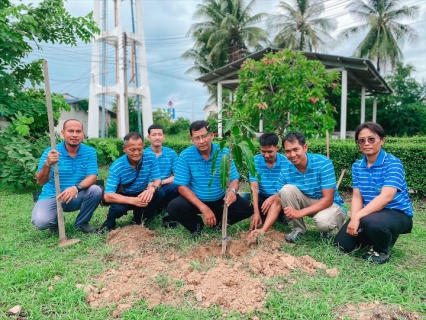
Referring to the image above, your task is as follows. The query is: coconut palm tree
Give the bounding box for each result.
[183,0,269,73]
[269,0,337,52]
[339,0,419,73]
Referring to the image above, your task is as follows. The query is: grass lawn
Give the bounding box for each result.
[1,184,425,319]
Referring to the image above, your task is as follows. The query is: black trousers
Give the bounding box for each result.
[106,190,165,229]
[166,194,253,233]
[334,208,413,254]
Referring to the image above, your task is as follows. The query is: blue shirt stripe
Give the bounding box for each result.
[174,143,239,202]
[37,142,98,200]
[249,153,290,197]
[144,146,178,180]
[276,153,344,207]
[105,152,161,195]
[352,149,413,217]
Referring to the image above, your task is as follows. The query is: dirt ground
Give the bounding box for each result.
[83,225,420,318]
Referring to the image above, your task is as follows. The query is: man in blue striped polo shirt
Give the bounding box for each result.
[100,132,165,231]
[248,132,291,229]
[277,132,345,243]
[31,119,102,233]
[145,124,179,205]
[166,120,253,236]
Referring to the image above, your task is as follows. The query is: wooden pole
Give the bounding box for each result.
[221,152,232,256]
[326,130,330,158]
[42,60,80,246]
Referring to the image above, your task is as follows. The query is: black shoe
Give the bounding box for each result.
[162,217,179,229]
[364,249,391,264]
[96,220,113,234]
[76,223,96,233]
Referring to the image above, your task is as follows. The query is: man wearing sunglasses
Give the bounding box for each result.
[166,120,253,236]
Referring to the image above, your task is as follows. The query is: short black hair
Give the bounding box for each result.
[282,132,306,148]
[63,119,83,130]
[355,122,385,142]
[259,132,279,147]
[189,120,210,136]
[123,132,143,146]
[148,124,164,135]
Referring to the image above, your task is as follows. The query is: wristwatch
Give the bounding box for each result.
[229,188,238,194]
[75,184,83,192]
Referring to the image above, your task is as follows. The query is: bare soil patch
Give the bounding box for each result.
[84,226,339,316]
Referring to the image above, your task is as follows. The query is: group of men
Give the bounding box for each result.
[32,119,345,244]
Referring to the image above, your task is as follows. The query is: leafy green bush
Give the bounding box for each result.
[85,138,122,166]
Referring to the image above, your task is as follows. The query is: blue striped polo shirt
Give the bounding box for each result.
[249,153,290,197]
[174,143,239,202]
[105,152,161,195]
[144,146,178,180]
[352,149,413,217]
[276,153,344,207]
[37,142,99,200]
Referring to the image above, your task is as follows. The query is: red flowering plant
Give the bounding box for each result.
[234,50,340,137]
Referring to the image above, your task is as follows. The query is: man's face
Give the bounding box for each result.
[147,129,165,148]
[191,127,212,153]
[260,145,279,165]
[283,140,308,167]
[123,138,144,164]
[61,120,84,148]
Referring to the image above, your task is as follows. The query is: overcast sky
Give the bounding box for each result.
[25,0,426,121]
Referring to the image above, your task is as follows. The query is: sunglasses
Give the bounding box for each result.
[192,133,211,142]
[356,137,378,145]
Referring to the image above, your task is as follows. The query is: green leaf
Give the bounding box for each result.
[223,120,234,134]
[238,143,256,178]
[219,153,229,191]
[242,135,256,154]
[232,145,243,168]
[210,148,220,176]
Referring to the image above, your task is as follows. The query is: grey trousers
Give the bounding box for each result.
[278,184,345,233]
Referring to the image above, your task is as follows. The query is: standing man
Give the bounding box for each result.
[145,124,179,205]
[100,132,165,231]
[31,119,102,233]
[249,132,291,230]
[278,132,345,243]
[166,120,253,236]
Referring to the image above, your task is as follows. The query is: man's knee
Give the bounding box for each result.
[31,213,55,230]
[87,185,102,200]
[278,184,299,199]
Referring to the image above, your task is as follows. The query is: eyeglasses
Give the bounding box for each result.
[192,133,210,142]
[356,137,378,145]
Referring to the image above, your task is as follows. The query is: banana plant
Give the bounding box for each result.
[210,104,258,255]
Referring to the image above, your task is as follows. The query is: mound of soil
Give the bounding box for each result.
[84,226,339,316]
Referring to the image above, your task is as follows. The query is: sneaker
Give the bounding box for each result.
[363,247,375,260]
[320,231,332,242]
[76,223,96,233]
[365,249,391,264]
[285,229,303,243]
[95,220,113,234]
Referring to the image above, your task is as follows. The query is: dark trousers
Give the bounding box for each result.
[166,195,253,233]
[334,208,413,254]
[106,190,165,229]
[241,193,286,224]
[161,183,180,207]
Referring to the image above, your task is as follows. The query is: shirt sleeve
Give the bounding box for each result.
[85,147,99,176]
[351,163,359,189]
[382,158,406,191]
[105,164,120,194]
[319,159,337,189]
[174,155,190,186]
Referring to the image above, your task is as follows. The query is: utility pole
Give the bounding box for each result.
[123,32,129,134]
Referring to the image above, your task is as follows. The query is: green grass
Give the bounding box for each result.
[0,190,425,319]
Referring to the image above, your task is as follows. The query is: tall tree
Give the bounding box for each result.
[269,0,337,52]
[183,0,269,74]
[339,0,419,73]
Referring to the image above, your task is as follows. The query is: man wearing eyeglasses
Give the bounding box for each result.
[166,120,253,236]
[99,132,165,232]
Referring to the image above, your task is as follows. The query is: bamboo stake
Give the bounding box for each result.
[42,60,80,247]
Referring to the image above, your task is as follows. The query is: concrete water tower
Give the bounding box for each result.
[87,0,153,138]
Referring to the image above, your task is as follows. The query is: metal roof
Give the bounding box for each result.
[196,47,392,94]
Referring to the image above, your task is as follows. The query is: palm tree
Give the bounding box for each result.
[339,0,419,73]
[183,0,269,73]
[269,0,337,52]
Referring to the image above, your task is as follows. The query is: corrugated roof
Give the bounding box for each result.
[196,47,392,94]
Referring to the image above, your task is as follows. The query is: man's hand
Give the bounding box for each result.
[131,197,148,207]
[46,150,60,166]
[138,188,154,203]
[261,195,276,215]
[200,205,216,227]
[283,206,304,219]
[248,228,265,238]
[347,218,360,236]
[249,212,262,230]
[224,190,237,207]
[57,186,78,204]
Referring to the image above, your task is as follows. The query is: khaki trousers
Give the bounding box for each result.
[278,184,345,234]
